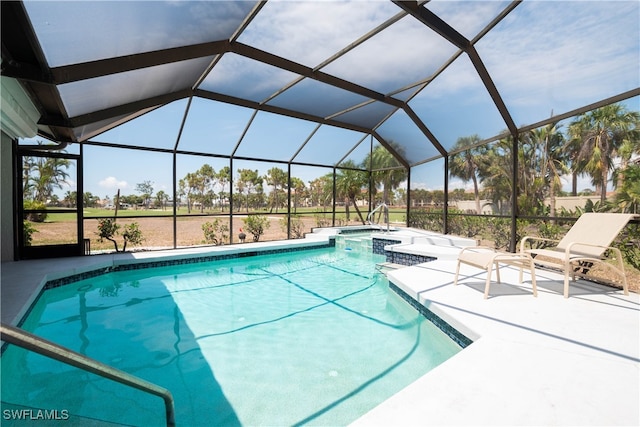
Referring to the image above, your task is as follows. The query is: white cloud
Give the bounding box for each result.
[477,2,639,105]
[239,1,399,68]
[98,176,128,191]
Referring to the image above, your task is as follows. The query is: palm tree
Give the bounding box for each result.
[615,162,640,213]
[568,104,640,204]
[309,175,332,210]
[528,122,568,219]
[614,135,640,191]
[563,134,586,196]
[449,135,486,214]
[477,138,513,215]
[335,160,367,224]
[27,156,71,203]
[22,155,36,200]
[364,144,408,206]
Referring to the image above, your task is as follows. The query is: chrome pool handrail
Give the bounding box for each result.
[0,323,176,427]
[367,202,390,233]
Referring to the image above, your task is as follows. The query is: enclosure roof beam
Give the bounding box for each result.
[39,90,191,130]
[230,42,406,109]
[396,0,517,135]
[195,88,376,138]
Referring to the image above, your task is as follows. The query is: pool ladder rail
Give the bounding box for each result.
[0,323,176,427]
[367,202,390,233]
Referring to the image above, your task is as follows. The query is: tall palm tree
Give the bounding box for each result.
[568,104,640,204]
[363,144,408,206]
[449,135,486,214]
[27,156,71,203]
[615,162,640,213]
[477,137,513,215]
[528,122,568,218]
[563,134,586,196]
[308,175,332,210]
[22,155,36,200]
[335,160,367,224]
[614,135,640,190]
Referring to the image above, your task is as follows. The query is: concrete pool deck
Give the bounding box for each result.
[2,235,639,426]
[353,260,640,426]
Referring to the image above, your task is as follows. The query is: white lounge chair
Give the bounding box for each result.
[454,246,538,299]
[519,213,637,298]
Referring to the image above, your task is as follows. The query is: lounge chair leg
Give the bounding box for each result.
[494,261,501,284]
[529,262,538,297]
[454,260,461,286]
[519,264,524,284]
[484,265,492,299]
[613,248,629,296]
[564,271,570,298]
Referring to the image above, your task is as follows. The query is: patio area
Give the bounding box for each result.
[354,259,639,426]
[2,233,638,426]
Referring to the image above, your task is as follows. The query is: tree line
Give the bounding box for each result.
[173,145,408,223]
[449,103,640,216]
[22,103,638,221]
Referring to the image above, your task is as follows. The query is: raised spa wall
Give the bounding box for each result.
[334,227,476,267]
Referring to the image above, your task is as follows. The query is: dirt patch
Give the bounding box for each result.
[30,215,349,251]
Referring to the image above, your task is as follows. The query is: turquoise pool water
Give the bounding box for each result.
[2,247,462,426]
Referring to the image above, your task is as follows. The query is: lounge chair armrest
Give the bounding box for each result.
[459,246,498,256]
[520,236,560,252]
[564,241,618,258]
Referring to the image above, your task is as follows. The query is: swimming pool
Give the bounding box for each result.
[1,247,462,426]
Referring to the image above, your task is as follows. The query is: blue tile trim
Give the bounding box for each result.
[372,238,401,255]
[339,227,380,235]
[389,281,473,348]
[386,251,436,266]
[44,267,113,290]
[43,243,334,291]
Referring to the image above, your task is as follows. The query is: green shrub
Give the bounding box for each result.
[314,213,331,228]
[23,220,37,246]
[487,217,510,250]
[407,209,443,232]
[23,200,47,222]
[448,214,485,238]
[202,219,229,245]
[536,221,563,246]
[280,215,305,239]
[616,222,640,271]
[122,223,144,251]
[243,215,269,242]
[97,218,144,252]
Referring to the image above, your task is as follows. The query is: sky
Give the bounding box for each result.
[18,0,640,201]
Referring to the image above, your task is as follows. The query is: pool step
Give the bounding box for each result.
[376,262,405,274]
[336,235,373,254]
